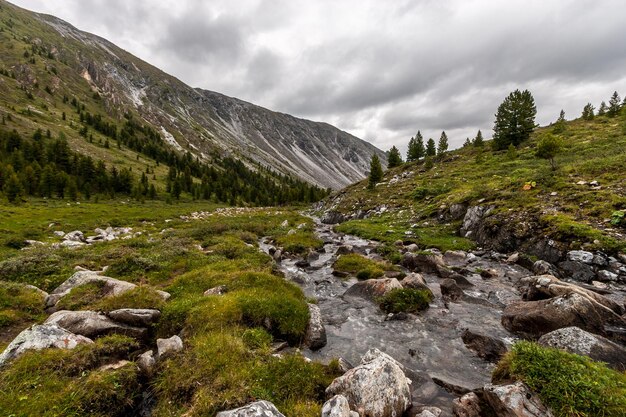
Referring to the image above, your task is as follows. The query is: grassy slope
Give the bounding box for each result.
[330,112,626,254]
[0,201,334,416]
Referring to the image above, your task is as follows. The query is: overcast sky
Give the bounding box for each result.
[12,0,626,153]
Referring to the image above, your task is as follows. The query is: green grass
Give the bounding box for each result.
[493,341,626,417]
[0,281,46,330]
[378,288,432,314]
[332,253,388,279]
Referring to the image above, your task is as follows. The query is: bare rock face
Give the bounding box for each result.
[461,329,507,362]
[107,308,161,327]
[45,270,137,310]
[343,278,403,301]
[0,323,93,367]
[501,293,609,339]
[45,310,146,339]
[484,382,554,417]
[322,395,353,417]
[538,326,626,371]
[402,251,446,273]
[156,335,183,358]
[325,348,411,417]
[452,392,482,417]
[304,303,327,350]
[216,400,285,417]
[401,273,432,294]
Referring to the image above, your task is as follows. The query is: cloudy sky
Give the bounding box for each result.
[12,0,626,152]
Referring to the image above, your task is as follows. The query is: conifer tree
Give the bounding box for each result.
[608,91,621,117]
[407,131,425,161]
[473,130,484,147]
[437,131,448,155]
[463,138,471,147]
[493,89,536,150]
[406,137,416,162]
[426,138,436,156]
[387,146,403,168]
[4,171,22,203]
[552,110,566,134]
[581,103,595,120]
[368,154,383,189]
[598,101,607,115]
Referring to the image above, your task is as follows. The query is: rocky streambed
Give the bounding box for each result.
[261,217,626,416]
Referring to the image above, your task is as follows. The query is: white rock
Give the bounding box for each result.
[325,348,411,417]
[322,395,352,417]
[45,310,146,339]
[216,400,285,417]
[304,303,327,350]
[45,271,137,309]
[484,382,554,417]
[0,324,92,367]
[567,250,594,264]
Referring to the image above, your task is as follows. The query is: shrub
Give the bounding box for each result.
[378,288,432,314]
[494,341,626,417]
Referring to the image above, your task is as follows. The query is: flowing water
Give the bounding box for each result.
[261,219,532,415]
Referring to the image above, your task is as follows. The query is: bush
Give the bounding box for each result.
[494,341,626,417]
[378,288,432,314]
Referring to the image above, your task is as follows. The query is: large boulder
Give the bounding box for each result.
[460,206,494,238]
[325,348,411,417]
[322,395,358,417]
[452,392,482,417]
[304,303,327,350]
[440,279,463,302]
[45,270,137,310]
[401,273,432,294]
[501,293,610,339]
[107,308,161,327]
[520,275,624,315]
[0,323,92,367]
[461,329,507,362]
[538,327,626,371]
[216,400,285,417]
[45,310,146,339]
[401,251,446,273]
[343,278,403,301]
[483,382,554,417]
[322,211,347,225]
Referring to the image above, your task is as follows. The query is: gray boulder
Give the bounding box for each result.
[304,303,327,350]
[461,329,507,362]
[216,400,285,417]
[401,273,432,293]
[558,260,595,282]
[402,251,446,273]
[460,206,494,237]
[157,335,183,358]
[45,310,146,339]
[204,285,228,296]
[567,250,594,264]
[343,278,403,301]
[107,308,161,327]
[538,326,626,371]
[322,211,346,225]
[484,382,554,417]
[440,279,463,302]
[45,270,137,310]
[136,350,156,376]
[0,323,92,367]
[325,348,411,417]
[531,260,559,277]
[501,293,613,339]
[63,230,86,242]
[322,395,353,417]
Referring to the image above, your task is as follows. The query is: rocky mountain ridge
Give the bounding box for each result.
[0,0,385,189]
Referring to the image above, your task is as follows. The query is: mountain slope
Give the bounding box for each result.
[0,0,384,189]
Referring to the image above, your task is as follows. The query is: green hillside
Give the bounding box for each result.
[325,106,626,256]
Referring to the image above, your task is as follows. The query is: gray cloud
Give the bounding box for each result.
[11,0,626,153]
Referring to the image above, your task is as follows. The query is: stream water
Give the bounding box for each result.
[261,219,532,416]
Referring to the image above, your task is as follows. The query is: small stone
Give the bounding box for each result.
[204,285,228,296]
[136,350,156,375]
[157,335,183,358]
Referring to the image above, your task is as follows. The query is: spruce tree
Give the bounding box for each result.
[582,103,595,120]
[552,110,566,133]
[598,101,607,115]
[426,138,436,156]
[407,131,425,161]
[463,138,471,147]
[473,130,484,147]
[608,91,621,117]
[406,137,416,162]
[437,131,448,155]
[493,89,537,150]
[387,146,403,168]
[4,172,23,203]
[368,154,383,189]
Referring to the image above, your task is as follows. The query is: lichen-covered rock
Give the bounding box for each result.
[157,335,183,358]
[401,273,431,293]
[538,326,626,371]
[216,400,285,417]
[304,303,327,350]
[45,270,137,310]
[484,382,554,417]
[452,392,482,417]
[322,395,352,417]
[107,308,161,327]
[0,323,92,367]
[325,348,411,417]
[343,278,403,301]
[45,310,146,339]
